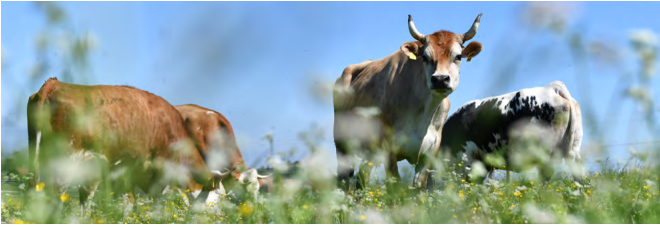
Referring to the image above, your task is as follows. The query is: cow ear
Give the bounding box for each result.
[462,41,483,62]
[401,41,422,60]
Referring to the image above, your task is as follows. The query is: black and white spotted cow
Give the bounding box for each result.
[439,81,583,182]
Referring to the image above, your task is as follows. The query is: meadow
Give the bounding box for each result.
[2,155,660,224]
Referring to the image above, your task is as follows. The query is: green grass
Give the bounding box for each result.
[2,161,659,224]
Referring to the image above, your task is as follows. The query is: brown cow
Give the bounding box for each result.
[175,104,270,201]
[26,78,228,219]
[333,14,484,191]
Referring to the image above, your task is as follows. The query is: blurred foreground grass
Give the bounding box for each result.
[2,159,659,224]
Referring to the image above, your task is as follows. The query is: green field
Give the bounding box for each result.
[3,159,659,224]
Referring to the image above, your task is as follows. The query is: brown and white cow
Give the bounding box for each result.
[333,14,484,191]
[175,104,270,201]
[26,78,228,219]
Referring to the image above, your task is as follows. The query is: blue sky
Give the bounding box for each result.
[2,2,659,174]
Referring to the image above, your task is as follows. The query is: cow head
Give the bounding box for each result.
[237,168,272,197]
[401,14,484,96]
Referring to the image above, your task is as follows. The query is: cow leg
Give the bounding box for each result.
[567,151,584,183]
[122,191,137,216]
[356,160,374,191]
[384,154,401,193]
[335,145,355,192]
[385,155,400,181]
[205,182,226,206]
[79,179,100,218]
[413,162,431,191]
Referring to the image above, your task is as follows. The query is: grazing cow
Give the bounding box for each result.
[333,14,484,191]
[26,78,228,219]
[439,81,584,183]
[174,104,270,201]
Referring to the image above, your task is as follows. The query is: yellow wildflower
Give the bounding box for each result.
[453,215,458,219]
[36,182,45,192]
[239,204,253,216]
[361,215,366,220]
[60,193,70,202]
[368,162,373,166]
[174,214,178,218]
[304,204,308,210]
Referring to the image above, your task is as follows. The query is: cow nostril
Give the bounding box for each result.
[431,75,451,89]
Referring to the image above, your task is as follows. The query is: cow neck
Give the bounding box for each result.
[383,52,448,131]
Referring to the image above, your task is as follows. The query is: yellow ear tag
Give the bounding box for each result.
[466,51,475,62]
[467,57,473,62]
[408,52,417,60]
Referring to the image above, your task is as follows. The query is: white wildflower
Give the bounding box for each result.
[574,181,583,188]
[523,203,556,223]
[571,189,582,196]
[630,29,659,49]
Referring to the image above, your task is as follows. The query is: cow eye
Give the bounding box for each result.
[455,55,462,61]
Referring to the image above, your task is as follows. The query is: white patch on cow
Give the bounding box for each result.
[196,126,201,131]
[460,141,484,165]
[530,117,539,124]
[419,129,439,156]
[206,111,214,115]
[191,189,202,199]
[488,133,504,151]
[448,42,463,91]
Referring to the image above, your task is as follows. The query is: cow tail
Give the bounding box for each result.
[552,81,583,164]
[569,98,583,164]
[28,130,41,187]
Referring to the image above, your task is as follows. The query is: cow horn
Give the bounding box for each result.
[408,15,425,41]
[257,174,272,179]
[462,13,482,42]
[211,170,230,179]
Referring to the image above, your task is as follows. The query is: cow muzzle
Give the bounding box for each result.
[430,75,452,90]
